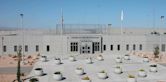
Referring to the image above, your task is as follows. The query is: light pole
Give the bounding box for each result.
[160,16,164,53]
[20,13,24,63]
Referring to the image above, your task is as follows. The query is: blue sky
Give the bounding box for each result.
[0,0,165,28]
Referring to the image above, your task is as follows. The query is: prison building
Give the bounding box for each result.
[0,24,166,57]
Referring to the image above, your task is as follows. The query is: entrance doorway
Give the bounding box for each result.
[80,42,92,54]
[80,42,100,54]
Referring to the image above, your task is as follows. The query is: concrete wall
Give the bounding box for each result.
[0,35,43,55]
[145,34,166,52]
[102,35,147,55]
[42,35,68,57]
[1,34,166,56]
[0,35,69,58]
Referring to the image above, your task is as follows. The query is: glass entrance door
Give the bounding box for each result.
[80,43,91,54]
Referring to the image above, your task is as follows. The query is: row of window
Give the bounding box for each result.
[2,44,166,53]
[104,44,142,51]
[104,44,166,51]
[3,45,39,52]
[110,44,142,51]
[70,42,78,52]
[2,45,63,52]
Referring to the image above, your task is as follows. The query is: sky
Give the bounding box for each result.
[0,0,166,28]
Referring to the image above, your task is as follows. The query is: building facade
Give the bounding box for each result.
[0,24,166,57]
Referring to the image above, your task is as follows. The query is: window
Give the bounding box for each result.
[14,45,17,52]
[3,45,6,52]
[70,42,78,52]
[93,42,100,51]
[162,44,165,52]
[36,45,39,52]
[110,45,113,51]
[103,45,106,51]
[133,44,136,50]
[117,44,120,51]
[47,45,50,52]
[126,44,129,51]
[25,45,28,52]
[139,44,142,50]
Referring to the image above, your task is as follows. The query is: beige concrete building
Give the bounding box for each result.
[0,24,166,57]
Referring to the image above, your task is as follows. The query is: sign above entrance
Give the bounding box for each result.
[80,40,92,42]
[71,36,99,39]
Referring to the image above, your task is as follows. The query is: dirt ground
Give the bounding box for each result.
[131,51,166,63]
[0,54,40,82]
